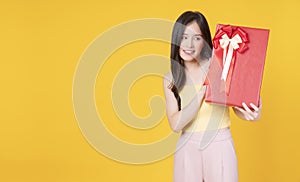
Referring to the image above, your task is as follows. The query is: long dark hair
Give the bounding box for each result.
[169,11,213,111]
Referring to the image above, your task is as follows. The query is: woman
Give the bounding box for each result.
[163,11,262,182]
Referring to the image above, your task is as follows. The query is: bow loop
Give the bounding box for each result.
[219,34,230,48]
[230,34,242,49]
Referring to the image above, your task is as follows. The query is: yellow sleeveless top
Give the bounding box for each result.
[180,84,231,132]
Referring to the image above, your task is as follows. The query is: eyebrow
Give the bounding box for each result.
[183,33,203,36]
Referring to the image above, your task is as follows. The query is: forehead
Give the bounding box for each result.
[183,21,202,35]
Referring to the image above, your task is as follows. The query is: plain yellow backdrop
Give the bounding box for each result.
[1,0,300,181]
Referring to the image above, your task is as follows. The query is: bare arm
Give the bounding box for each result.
[163,73,206,133]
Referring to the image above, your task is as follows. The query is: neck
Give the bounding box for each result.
[184,59,200,72]
[185,58,209,71]
[184,58,210,85]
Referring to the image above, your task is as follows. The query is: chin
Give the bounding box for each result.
[180,54,200,62]
[183,58,195,62]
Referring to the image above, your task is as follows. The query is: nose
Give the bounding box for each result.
[182,37,193,48]
[187,37,193,48]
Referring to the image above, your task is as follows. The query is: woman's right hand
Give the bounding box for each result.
[197,85,207,104]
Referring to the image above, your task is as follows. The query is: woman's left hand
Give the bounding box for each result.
[233,98,262,121]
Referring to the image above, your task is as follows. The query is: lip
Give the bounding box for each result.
[183,50,195,55]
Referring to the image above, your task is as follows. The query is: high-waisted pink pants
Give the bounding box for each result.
[174,127,238,182]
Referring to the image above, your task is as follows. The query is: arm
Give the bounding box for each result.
[163,73,206,133]
[232,97,262,121]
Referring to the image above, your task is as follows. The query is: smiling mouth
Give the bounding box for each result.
[183,50,195,55]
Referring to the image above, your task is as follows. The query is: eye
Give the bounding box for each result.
[194,36,201,41]
[182,35,188,40]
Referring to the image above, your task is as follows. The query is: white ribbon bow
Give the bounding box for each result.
[219,33,242,81]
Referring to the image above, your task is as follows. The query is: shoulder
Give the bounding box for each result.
[164,72,173,81]
[163,72,173,87]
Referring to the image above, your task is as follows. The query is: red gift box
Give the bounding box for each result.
[204,24,270,107]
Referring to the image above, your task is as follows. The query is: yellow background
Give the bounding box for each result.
[1,0,300,181]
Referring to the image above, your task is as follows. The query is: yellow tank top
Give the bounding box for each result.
[180,84,231,132]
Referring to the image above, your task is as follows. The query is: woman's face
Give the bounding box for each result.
[179,21,204,62]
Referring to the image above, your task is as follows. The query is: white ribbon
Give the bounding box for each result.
[219,33,242,81]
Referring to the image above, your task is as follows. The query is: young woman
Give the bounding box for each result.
[163,11,262,182]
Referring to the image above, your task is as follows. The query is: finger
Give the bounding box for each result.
[245,115,250,120]
[198,86,207,100]
[251,111,260,119]
[246,114,254,120]
[242,102,252,113]
[252,112,259,119]
[235,106,253,120]
[248,115,254,120]
[199,86,206,95]
[258,97,263,109]
[248,110,257,119]
[250,103,259,112]
[259,97,262,105]
[234,106,246,113]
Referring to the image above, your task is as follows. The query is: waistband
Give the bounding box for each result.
[180,127,232,143]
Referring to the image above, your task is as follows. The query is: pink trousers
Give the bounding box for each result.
[174,127,238,182]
